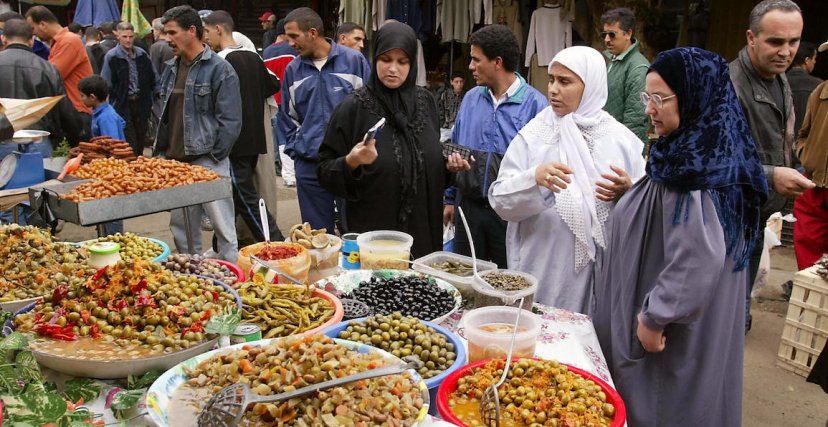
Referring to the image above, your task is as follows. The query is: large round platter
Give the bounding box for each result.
[146,337,431,427]
[14,277,241,379]
[315,269,462,325]
[436,358,627,427]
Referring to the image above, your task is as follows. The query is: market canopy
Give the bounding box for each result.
[122,0,152,38]
[72,0,120,27]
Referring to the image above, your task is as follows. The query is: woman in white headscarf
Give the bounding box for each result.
[488,46,646,314]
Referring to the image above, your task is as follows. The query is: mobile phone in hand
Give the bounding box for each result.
[364,117,386,142]
[442,142,473,162]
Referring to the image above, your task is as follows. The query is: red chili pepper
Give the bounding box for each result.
[107,298,128,311]
[80,310,91,324]
[90,323,101,338]
[255,245,300,260]
[134,294,156,309]
[51,285,69,305]
[130,279,148,295]
[209,290,219,302]
[32,323,77,341]
[88,265,109,289]
[199,309,212,322]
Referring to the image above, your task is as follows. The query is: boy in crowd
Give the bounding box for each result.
[78,75,125,141]
[78,74,125,236]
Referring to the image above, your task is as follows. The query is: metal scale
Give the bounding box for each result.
[0,130,49,190]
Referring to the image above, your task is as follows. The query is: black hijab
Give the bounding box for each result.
[367,21,425,224]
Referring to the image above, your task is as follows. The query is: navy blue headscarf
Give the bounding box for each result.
[646,48,768,271]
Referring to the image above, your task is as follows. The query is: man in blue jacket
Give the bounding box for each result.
[154,5,242,262]
[278,7,371,231]
[444,25,548,268]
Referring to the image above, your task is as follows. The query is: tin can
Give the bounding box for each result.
[230,323,262,344]
[341,233,360,269]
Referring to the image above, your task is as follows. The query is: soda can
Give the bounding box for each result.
[230,323,262,344]
[341,232,361,269]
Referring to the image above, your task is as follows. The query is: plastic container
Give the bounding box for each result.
[462,306,541,363]
[357,231,413,270]
[87,241,121,269]
[436,358,626,427]
[238,242,311,284]
[473,269,538,311]
[305,234,342,283]
[413,251,497,299]
[321,317,467,416]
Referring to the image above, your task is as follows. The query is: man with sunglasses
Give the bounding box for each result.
[729,0,814,334]
[600,7,650,145]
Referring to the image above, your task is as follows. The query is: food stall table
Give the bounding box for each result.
[28,178,232,252]
[441,302,614,386]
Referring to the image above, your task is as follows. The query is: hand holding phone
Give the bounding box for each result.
[363,117,386,142]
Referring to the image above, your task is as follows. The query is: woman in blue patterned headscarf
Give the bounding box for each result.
[593,48,767,427]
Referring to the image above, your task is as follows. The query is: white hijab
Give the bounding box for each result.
[543,46,615,272]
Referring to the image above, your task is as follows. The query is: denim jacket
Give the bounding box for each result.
[154,46,241,161]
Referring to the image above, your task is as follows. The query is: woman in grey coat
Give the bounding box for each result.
[593,48,768,426]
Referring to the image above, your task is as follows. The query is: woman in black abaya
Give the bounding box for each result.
[317,22,469,258]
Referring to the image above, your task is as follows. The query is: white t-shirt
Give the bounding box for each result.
[313,57,328,71]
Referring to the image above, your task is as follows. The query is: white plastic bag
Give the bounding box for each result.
[443,224,455,245]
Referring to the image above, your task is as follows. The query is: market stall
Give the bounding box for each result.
[29,156,232,251]
[0,224,621,426]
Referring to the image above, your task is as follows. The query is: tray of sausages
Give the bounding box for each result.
[68,136,137,164]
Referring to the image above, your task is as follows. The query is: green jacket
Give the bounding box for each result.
[603,39,650,143]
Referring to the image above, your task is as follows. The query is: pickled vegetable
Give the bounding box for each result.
[0,225,92,302]
[337,312,457,378]
[14,259,236,352]
[448,358,615,427]
[175,335,425,426]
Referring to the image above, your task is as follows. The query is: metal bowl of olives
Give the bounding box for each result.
[322,313,468,416]
[10,260,241,379]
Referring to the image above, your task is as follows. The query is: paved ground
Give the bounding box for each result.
[54,177,828,426]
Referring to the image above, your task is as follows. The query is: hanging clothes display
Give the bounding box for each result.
[386,0,436,40]
[341,0,373,38]
[493,0,522,50]
[438,0,472,43]
[524,3,572,68]
[471,0,493,25]
[373,0,388,30]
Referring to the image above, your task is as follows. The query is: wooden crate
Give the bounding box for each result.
[777,266,828,377]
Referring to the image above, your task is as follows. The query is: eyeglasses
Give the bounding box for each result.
[600,31,618,39]
[640,92,676,109]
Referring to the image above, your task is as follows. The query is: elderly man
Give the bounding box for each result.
[730,0,815,333]
[154,5,241,262]
[600,7,650,144]
[101,22,158,155]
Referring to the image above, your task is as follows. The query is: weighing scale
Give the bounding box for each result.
[0,130,49,190]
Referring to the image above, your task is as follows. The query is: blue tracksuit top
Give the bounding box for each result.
[445,74,548,203]
[278,40,371,161]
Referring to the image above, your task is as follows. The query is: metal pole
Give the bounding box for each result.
[182,206,195,254]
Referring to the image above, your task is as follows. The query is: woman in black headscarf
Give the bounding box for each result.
[317,22,469,258]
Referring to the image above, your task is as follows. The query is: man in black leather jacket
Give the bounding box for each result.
[0,18,80,147]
